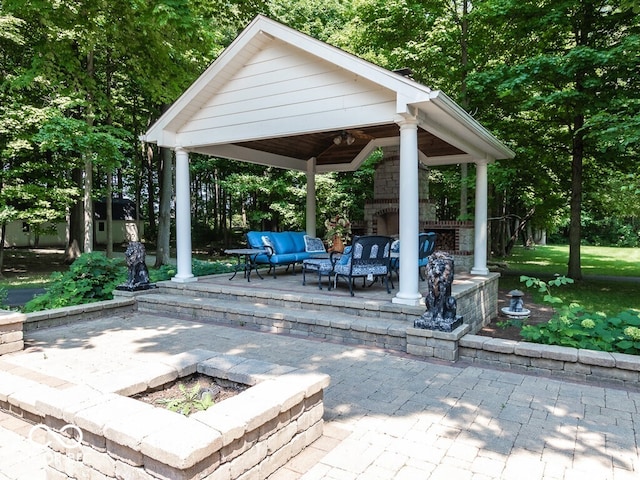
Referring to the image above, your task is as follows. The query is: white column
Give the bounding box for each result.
[172,147,196,283]
[306,157,317,237]
[471,159,490,275]
[393,116,422,306]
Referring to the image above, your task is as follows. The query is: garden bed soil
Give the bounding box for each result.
[478,288,555,341]
[133,374,247,414]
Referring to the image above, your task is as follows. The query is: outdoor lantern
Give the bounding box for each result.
[508,290,525,312]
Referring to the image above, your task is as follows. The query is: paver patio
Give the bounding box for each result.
[1,311,640,479]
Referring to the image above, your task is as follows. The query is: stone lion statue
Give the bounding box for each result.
[117,242,155,291]
[414,251,462,332]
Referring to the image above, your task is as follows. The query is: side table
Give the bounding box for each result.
[224,248,266,282]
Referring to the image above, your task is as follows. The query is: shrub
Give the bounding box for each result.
[0,287,8,310]
[519,275,640,354]
[148,259,235,282]
[24,253,126,312]
[24,255,236,312]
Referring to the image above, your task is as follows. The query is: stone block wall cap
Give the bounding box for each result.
[540,344,578,362]
[278,371,331,397]
[611,352,640,372]
[0,311,27,324]
[577,349,615,367]
[458,334,488,349]
[483,338,518,354]
[140,415,223,469]
[513,342,544,358]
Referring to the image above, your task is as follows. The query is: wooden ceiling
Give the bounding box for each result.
[235,124,465,167]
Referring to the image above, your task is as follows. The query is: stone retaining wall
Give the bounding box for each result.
[459,334,640,388]
[0,311,24,355]
[24,297,136,332]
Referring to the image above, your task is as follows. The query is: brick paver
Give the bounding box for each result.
[1,313,640,479]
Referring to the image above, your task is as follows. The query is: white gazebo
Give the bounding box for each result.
[143,15,515,306]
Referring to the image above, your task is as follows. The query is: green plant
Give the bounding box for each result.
[519,275,640,354]
[520,275,575,304]
[0,287,8,310]
[149,259,235,283]
[324,214,352,247]
[23,253,126,312]
[497,317,528,329]
[155,382,215,416]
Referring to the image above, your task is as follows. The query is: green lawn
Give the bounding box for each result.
[504,244,640,277]
[498,245,640,315]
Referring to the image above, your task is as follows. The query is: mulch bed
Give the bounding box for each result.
[478,288,555,341]
[133,374,247,414]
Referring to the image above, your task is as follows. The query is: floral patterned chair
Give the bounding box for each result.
[390,232,438,281]
[331,235,393,296]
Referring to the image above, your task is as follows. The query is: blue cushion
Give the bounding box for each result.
[246,231,264,249]
[288,231,307,252]
[270,232,295,254]
[304,235,326,253]
[337,246,352,265]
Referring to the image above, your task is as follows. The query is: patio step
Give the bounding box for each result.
[136,291,416,352]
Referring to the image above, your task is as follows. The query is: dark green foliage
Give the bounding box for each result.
[150,260,235,282]
[23,255,236,312]
[518,275,640,354]
[0,287,8,310]
[23,253,126,312]
[521,307,640,355]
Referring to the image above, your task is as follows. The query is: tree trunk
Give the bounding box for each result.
[83,50,94,254]
[155,145,173,267]
[0,223,6,277]
[106,171,113,258]
[146,143,156,239]
[83,154,93,253]
[568,113,584,280]
[66,168,84,263]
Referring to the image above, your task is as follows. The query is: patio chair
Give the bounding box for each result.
[389,232,438,281]
[331,235,393,296]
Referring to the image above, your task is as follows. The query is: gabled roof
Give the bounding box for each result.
[143,15,514,172]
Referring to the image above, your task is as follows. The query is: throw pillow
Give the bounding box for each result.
[261,235,276,253]
[337,246,352,265]
[304,235,326,253]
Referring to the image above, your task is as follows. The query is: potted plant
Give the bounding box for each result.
[324,214,352,252]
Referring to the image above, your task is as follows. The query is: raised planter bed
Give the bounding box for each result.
[2,349,329,480]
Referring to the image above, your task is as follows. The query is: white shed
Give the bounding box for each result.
[143,15,514,305]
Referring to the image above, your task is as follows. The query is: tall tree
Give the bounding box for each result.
[472,0,639,279]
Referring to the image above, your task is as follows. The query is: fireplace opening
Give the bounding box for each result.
[377,212,399,236]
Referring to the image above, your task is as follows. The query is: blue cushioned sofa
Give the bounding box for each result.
[246,231,325,277]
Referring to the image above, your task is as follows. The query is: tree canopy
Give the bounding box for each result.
[1,0,638,277]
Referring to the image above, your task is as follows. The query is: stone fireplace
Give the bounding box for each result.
[364,149,474,271]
